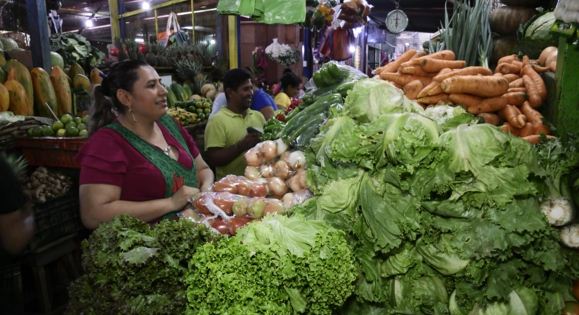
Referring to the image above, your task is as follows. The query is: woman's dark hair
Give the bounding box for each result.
[89,59,149,134]
[280,72,301,90]
[222,68,251,100]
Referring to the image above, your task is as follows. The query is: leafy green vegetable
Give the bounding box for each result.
[344,78,422,123]
[66,215,218,315]
[185,214,357,315]
[50,33,104,69]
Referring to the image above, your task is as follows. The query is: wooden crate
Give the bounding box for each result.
[16,137,86,169]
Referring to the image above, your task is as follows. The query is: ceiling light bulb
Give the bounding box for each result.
[209,39,216,45]
[142,2,151,10]
[85,19,94,28]
[348,45,356,54]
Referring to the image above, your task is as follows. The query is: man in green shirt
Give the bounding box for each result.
[204,69,266,179]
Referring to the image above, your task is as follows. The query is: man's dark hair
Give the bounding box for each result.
[280,72,301,90]
[223,68,252,96]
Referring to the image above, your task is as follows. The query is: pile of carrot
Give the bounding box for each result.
[374,49,553,144]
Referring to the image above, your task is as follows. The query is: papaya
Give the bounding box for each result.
[89,68,102,85]
[0,83,9,111]
[50,51,64,69]
[72,74,91,94]
[31,67,58,117]
[4,79,31,115]
[0,67,5,83]
[69,63,85,78]
[50,66,73,116]
[5,60,33,112]
[0,53,5,67]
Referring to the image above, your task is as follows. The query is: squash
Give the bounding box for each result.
[490,7,537,36]
[72,74,91,94]
[500,0,542,7]
[51,66,73,115]
[4,79,31,115]
[0,37,18,51]
[68,62,85,78]
[31,67,58,117]
[89,68,102,85]
[0,83,9,111]
[5,59,33,113]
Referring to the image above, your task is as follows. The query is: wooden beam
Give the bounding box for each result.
[191,0,195,42]
[228,15,239,69]
[108,0,121,44]
[26,0,51,70]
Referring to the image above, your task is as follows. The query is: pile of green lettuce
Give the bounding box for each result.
[66,215,219,315]
[185,214,356,315]
[293,78,579,314]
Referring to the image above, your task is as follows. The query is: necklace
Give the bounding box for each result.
[162,146,172,156]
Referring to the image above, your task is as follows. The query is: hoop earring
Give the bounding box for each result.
[129,108,137,122]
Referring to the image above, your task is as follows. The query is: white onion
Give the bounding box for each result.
[244,166,261,180]
[275,138,288,156]
[268,177,288,197]
[260,164,274,178]
[296,169,307,190]
[260,140,278,161]
[273,160,291,179]
[286,151,306,170]
[286,175,302,193]
[244,148,262,167]
[282,193,294,208]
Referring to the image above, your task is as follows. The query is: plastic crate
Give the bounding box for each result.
[29,193,82,250]
[16,137,86,169]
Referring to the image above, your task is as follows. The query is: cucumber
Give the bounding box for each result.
[294,115,327,148]
[286,112,326,143]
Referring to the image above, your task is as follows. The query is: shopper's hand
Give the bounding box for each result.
[200,181,213,193]
[169,185,200,211]
[237,132,261,151]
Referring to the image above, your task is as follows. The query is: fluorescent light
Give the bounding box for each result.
[142,2,151,10]
[209,39,216,45]
[85,19,94,28]
[349,45,356,54]
[135,38,144,43]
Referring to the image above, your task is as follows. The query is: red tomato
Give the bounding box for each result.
[228,216,252,235]
[210,218,231,235]
[213,197,235,215]
[213,181,238,194]
[236,181,251,196]
[193,195,212,215]
[249,183,268,198]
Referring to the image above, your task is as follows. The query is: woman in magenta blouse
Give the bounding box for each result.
[77,60,214,229]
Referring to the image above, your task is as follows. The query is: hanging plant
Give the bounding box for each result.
[265,38,300,67]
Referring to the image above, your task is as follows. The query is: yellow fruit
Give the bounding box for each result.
[89,68,102,85]
[72,74,91,94]
[4,79,31,115]
[68,63,85,78]
[5,59,33,114]
[50,66,73,116]
[31,67,58,118]
[0,83,9,111]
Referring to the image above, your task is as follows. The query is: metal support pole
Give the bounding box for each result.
[302,28,313,79]
[26,0,51,70]
[191,0,196,43]
[154,9,159,36]
[228,15,239,69]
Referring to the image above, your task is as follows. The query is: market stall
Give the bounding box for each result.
[0,0,578,314]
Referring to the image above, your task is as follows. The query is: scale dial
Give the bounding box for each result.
[385,9,409,34]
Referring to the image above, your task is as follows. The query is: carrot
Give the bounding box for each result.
[502,91,527,106]
[522,64,547,100]
[417,81,440,99]
[433,66,492,82]
[478,113,501,125]
[539,47,557,65]
[522,134,556,144]
[374,66,385,75]
[403,80,424,100]
[379,72,431,87]
[498,54,518,65]
[382,49,417,73]
[501,122,521,136]
[533,122,551,135]
[496,62,522,75]
[502,74,520,83]
[499,105,527,129]
[519,122,536,137]
[520,101,543,124]
[508,87,527,93]
[399,66,435,77]
[413,51,428,59]
[532,64,549,73]
[441,75,509,97]
[421,59,466,73]
[417,94,449,105]
[509,78,524,88]
[419,50,456,61]
[522,74,543,108]
[449,93,483,109]
[468,95,508,114]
